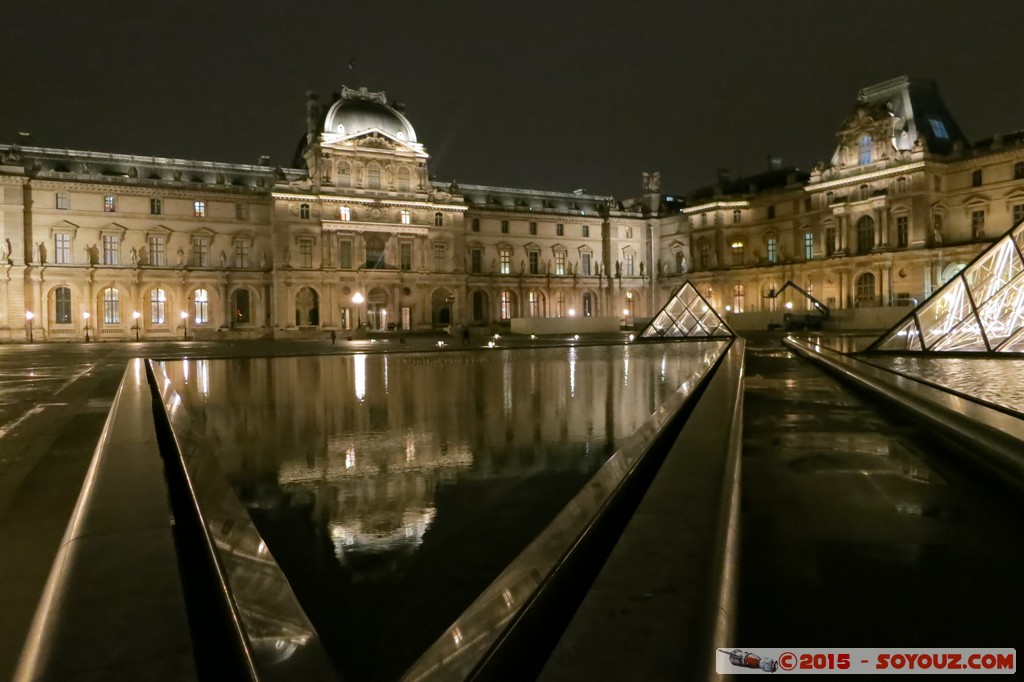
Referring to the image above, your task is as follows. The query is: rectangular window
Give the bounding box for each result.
[56,192,71,210]
[193,238,209,267]
[732,209,741,224]
[501,220,509,234]
[400,242,412,271]
[150,198,162,215]
[556,223,564,236]
[581,225,589,238]
[499,247,511,274]
[104,195,116,212]
[767,205,775,219]
[971,210,985,238]
[731,242,743,265]
[236,203,249,220]
[400,209,411,225]
[897,216,909,247]
[624,226,633,239]
[234,240,250,268]
[471,218,480,232]
[555,251,566,275]
[826,228,836,256]
[149,235,166,266]
[339,206,351,221]
[624,253,634,276]
[767,237,777,263]
[55,233,71,264]
[700,214,708,227]
[529,222,537,235]
[433,243,445,271]
[194,200,206,218]
[803,232,814,260]
[528,251,539,274]
[1013,204,1024,226]
[581,252,591,276]
[339,240,352,269]
[299,239,313,268]
[470,249,482,274]
[102,234,120,265]
[971,169,983,187]
[700,243,709,269]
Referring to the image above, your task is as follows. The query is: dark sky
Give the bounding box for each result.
[4,1,1024,198]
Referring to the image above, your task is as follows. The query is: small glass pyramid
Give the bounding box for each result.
[640,281,734,339]
[871,220,1024,352]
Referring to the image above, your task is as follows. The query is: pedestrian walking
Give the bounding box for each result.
[330,330,336,345]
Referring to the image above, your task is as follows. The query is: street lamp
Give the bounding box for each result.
[132,310,141,341]
[180,310,188,340]
[25,310,34,343]
[83,311,90,343]
[352,292,364,328]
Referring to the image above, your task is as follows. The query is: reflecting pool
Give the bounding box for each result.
[866,355,1024,415]
[160,341,725,680]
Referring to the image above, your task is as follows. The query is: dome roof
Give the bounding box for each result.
[323,87,417,143]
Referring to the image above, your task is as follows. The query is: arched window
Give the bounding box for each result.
[149,289,167,324]
[582,292,593,317]
[856,216,875,254]
[103,287,120,324]
[434,212,443,227]
[55,287,72,324]
[500,290,512,320]
[366,164,381,189]
[194,288,209,325]
[858,134,873,165]
[856,272,876,307]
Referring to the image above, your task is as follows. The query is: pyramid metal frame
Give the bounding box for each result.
[869,219,1024,353]
[640,280,735,339]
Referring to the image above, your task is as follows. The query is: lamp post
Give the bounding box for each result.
[132,310,141,341]
[25,310,34,343]
[352,292,364,329]
[180,310,188,341]
[83,311,90,343]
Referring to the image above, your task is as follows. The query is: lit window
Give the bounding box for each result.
[555,251,566,275]
[102,234,120,265]
[528,290,541,317]
[194,200,206,218]
[236,203,249,220]
[556,224,564,236]
[731,241,744,265]
[1013,204,1024,226]
[499,247,511,274]
[896,216,909,247]
[55,287,72,323]
[150,198,162,215]
[299,239,313,268]
[803,232,813,260]
[971,210,985,238]
[337,206,349,221]
[103,287,120,324]
[56,192,70,210]
[500,290,512,320]
[624,253,634,276]
[400,209,411,225]
[581,224,589,237]
[55,233,72,264]
[192,238,209,267]
[929,119,949,139]
[434,212,443,227]
[767,236,777,263]
[149,235,165,266]
[858,134,873,165]
[194,289,209,325]
[732,284,745,313]
[104,195,116,212]
[150,288,166,324]
[300,204,310,219]
[501,220,509,234]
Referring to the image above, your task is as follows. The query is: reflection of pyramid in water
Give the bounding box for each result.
[641,281,734,339]
[872,220,1024,352]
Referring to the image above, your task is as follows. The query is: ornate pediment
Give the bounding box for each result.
[354,133,397,150]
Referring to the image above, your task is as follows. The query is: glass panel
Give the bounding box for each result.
[664,296,686,321]
[1014,222,1024,255]
[876,318,923,351]
[974,275,1024,349]
[931,316,989,352]
[998,327,1024,352]
[678,285,699,308]
[962,238,1022,309]
[916,277,975,350]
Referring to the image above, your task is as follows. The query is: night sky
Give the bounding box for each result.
[4,1,1024,198]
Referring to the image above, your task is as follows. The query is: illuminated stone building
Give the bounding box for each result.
[2,76,1022,341]
[657,76,1024,328]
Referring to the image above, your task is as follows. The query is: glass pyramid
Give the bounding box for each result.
[640,281,734,339]
[871,220,1024,352]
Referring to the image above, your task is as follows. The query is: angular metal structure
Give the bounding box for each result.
[641,281,734,339]
[871,220,1024,352]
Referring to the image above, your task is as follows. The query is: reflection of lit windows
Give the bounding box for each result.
[731,241,743,266]
[149,235,165,266]
[56,192,71,210]
[400,209,411,225]
[803,232,813,260]
[767,236,777,263]
[103,287,120,324]
[354,354,366,401]
[555,251,566,275]
[499,247,511,274]
[104,195,116,212]
[150,288,166,324]
[55,287,72,323]
[340,205,351,221]
[858,134,872,165]
[500,290,512,320]
[194,200,206,218]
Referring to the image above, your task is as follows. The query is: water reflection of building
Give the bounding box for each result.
[162,345,721,564]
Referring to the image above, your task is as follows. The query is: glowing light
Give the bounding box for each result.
[132,311,140,320]
[573,334,579,340]
[622,309,630,317]
[354,353,366,400]
[352,292,364,304]
[725,305,732,311]
[180,310,188,320]
[436,340,446,347]
[628,334,634,342]
[568,308,577,317]
[487,340,495,348]
[731,241,744,248]
[785,301,794,309]
[197,359,209,396]
[530,334,537,340]
[25,311,34,321]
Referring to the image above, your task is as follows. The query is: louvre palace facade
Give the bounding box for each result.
[1,75,1022,341]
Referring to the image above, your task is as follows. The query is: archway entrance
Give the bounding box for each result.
[295,287,319,326]
[431,288,455,326]
[367,287,388,330]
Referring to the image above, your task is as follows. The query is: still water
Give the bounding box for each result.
[161,341,725,680]
[866,355,1024,415]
